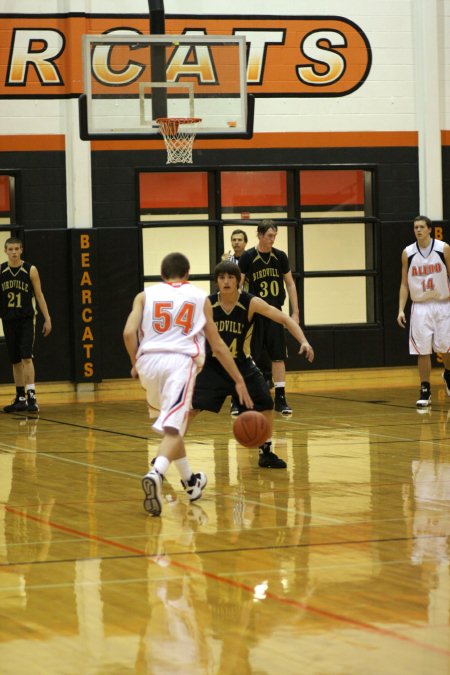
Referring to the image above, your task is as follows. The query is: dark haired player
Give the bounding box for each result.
[191,261,314,469]
[397,215,450,407]
[0,237,52,413]
[239,219,300,415]
[124,252,253,516]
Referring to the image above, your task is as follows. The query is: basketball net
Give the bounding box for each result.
[156,117,202,164]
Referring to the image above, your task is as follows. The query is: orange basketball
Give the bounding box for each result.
[233,411,269,448]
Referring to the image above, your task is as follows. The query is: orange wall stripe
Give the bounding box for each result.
[0,131,418,153]
[441,130,450,145]
[0,135,65,151]
[92,131,418,151]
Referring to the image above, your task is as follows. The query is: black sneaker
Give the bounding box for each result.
[230,401,240,416]
[26,392,39,413]
[274,395,292,415]
[416,384,431,408]
[443,370,450,397]
[258,444,287,469]
[3,396,28,413]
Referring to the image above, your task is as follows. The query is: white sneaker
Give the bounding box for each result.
[181,472,208,502]
[142,470,163,516]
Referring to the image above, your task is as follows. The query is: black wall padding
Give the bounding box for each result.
[96,227,142,379]
[24,229,72,383]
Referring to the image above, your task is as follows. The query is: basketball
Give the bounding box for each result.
[233,411,269,448]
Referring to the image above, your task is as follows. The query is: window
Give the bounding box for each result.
[0,174,17,338]
[299,169,376,325]
[137,167,378,327]
[220,170,287,219]
[139,172,209,221]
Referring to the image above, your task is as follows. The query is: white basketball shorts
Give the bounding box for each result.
[135,352,200,435]
[409,301,450,355]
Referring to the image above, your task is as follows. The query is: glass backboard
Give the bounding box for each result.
[80,34,253,139]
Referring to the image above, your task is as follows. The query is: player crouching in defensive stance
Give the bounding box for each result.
[190,261,314,468]
[123,253,253,517]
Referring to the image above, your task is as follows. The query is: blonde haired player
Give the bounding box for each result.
[397,215,450,407]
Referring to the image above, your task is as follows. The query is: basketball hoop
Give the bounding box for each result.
[156,117,202,164]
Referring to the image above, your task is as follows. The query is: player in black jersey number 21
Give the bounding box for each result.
[0,237,52,413]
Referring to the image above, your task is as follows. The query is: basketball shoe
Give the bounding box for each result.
[142,470,163,516]
[230,399,240,416]
[3,396,28,413]
[416,383,431,408]
[180,472,208,502]
[274,393,292,415]
[26,390,39,413]
[258,442,287,468]
[443,369,450,397]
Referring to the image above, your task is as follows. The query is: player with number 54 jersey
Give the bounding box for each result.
[137,280,207,366]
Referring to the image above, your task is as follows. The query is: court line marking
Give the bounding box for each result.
[2,503,449,658]
[0,440,346,524]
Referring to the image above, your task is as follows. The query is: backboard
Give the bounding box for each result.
[79,34,253,140]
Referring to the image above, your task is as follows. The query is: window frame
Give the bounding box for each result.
[137,165,380,327]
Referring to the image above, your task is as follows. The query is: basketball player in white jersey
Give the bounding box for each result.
[123,252,253,517]
[397,215,450,407]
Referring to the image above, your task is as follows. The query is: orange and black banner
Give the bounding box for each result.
[0,14,371,98]
[70,229,100,383]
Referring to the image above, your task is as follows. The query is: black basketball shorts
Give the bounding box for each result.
[2,315,35,363]
[192,358,273,413]
[250,314,287,362]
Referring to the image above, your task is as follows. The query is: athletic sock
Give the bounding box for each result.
[152,456,170,477]
[173,456,193,482]
[16,386,25,398]
[274,383,285,398]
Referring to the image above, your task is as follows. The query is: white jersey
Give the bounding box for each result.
[406,239,450,302]
[137,281,207,364]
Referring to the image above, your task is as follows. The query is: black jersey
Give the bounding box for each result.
[207,290,255,366]
[0,261,36,320]
[238,246,289,308]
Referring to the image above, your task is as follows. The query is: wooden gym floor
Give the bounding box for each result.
[0,367,449,674]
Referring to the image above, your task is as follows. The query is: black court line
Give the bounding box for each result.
[0,532,444,569]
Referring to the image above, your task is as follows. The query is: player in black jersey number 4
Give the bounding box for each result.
[0,238,52,413]
[191,261,314,468]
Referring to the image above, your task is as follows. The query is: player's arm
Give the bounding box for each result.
[444,242,450,275]
[283,270,300,323]
[238,252,248,289]
[203,298,253,408]
[397,249,409,328]
[30,265,52,336]
[123,291,145,376]
[249,296,314,363]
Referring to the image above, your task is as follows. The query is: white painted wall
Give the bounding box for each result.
[1,1,449,223]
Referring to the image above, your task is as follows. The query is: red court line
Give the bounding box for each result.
[3,503,450,658]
